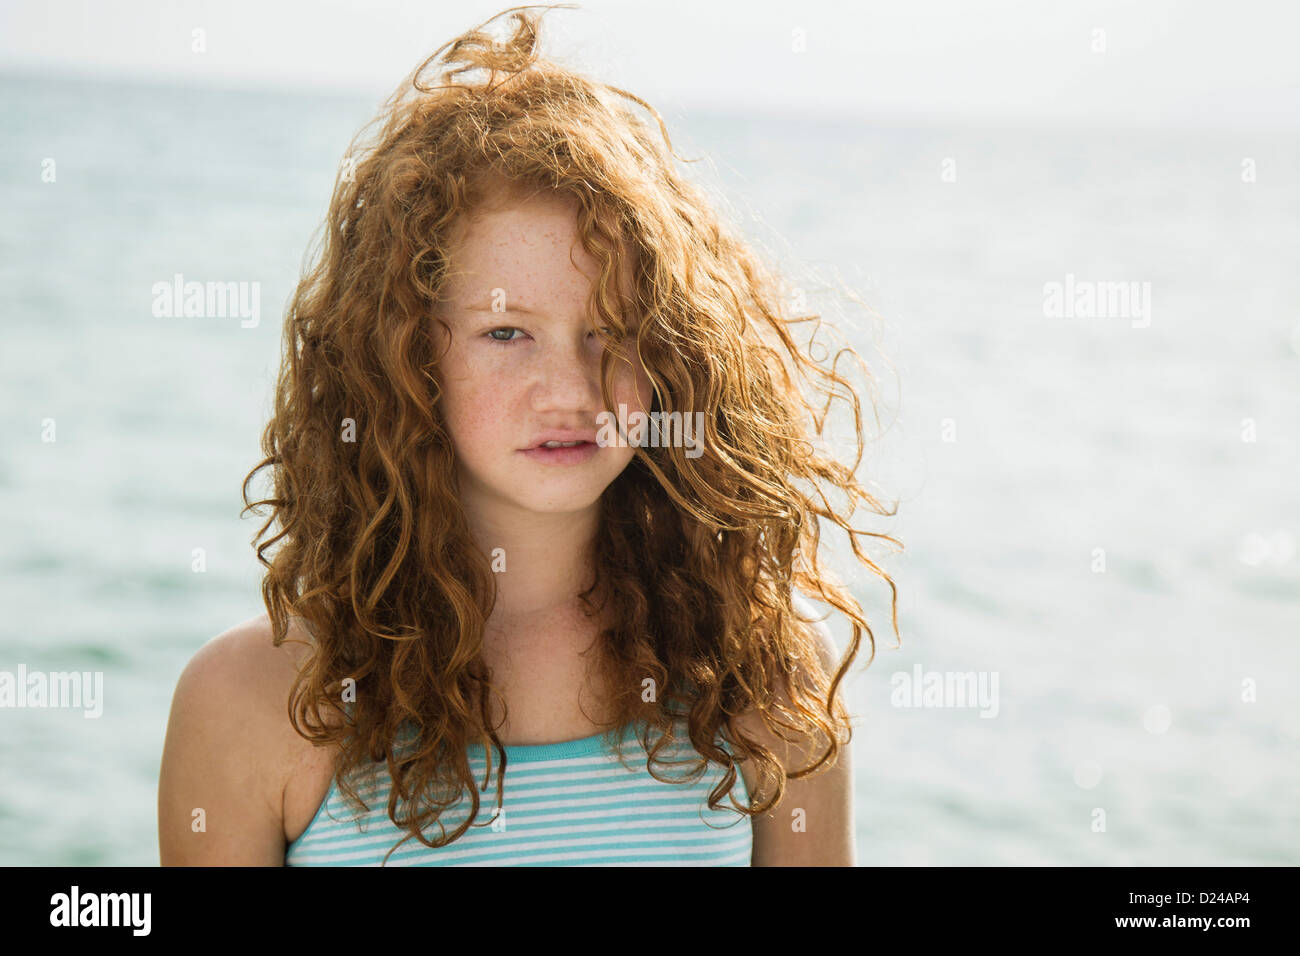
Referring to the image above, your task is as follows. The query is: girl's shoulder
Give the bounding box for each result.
[160,613,327,863]
[181,613,317,717]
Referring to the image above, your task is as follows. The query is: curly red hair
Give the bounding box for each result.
[241,3,900,864]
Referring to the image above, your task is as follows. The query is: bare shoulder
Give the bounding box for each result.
[732,590,856,866]
[157,613,317,865]
[197,614,319,706]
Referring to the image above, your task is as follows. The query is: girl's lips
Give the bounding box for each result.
[519,441,599,464]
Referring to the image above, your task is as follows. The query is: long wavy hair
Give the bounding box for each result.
[241,2,901,864]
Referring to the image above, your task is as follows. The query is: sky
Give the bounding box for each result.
[1,0,1297,131]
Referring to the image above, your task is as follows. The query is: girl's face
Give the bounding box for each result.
[432,190,655,520]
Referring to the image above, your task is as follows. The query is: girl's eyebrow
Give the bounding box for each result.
[465,303,542,315]
[462,302,636,325]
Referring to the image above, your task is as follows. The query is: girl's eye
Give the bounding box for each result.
[485,327,615,344]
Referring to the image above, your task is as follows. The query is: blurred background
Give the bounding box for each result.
[1,0,1296,865]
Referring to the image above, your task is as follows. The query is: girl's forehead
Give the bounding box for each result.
[441,201,639,300]
[456,203,578,249]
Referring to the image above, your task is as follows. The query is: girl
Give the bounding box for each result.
[159,3,899,867]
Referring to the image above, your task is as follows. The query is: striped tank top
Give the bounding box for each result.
[284,719,753,866]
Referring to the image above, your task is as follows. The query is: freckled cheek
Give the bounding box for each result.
[614,359,656,414]
[441,358,515,455]
[459,383,515,451]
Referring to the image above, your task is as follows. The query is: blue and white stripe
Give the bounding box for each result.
[285,721,753,866]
